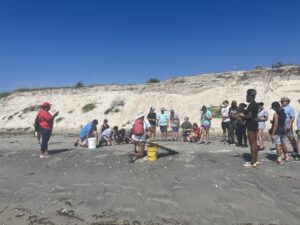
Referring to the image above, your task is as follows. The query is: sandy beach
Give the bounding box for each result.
[0,134,299,225]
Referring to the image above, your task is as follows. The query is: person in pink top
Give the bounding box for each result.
[37,102,59,158]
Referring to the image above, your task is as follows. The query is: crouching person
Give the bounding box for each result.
[128,111,152,163]
[75,119,98,147]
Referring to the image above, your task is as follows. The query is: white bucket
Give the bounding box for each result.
[88,137,97,149]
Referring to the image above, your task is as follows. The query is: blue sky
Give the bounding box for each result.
[0,0,299,91]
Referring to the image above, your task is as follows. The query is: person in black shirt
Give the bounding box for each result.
[270,102,289,164]
[236,103,248,147]
[239,89,259,168]
[147,107,157,140]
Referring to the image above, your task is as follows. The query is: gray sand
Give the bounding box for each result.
[0,134,300,225]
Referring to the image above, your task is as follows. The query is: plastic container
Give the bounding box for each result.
[88,137,97,149]
[147,145,158,161]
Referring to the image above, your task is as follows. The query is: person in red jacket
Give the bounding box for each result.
[37,102,59,158]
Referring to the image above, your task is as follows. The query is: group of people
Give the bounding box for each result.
[35,88,300,167]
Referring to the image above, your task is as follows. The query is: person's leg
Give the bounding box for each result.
[257,129,263,149]
[248,130,258,164]
[41,129,51,157]
[199,128,206,143]
[236,124,242,145]
[205,128,210,144]
[222,122,226,141]
[243,126,248,146]
[297,132,300,154]
[288,135,297,152]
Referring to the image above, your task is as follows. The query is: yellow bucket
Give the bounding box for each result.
[147,145,158,161]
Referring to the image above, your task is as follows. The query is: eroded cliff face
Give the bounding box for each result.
[1,66,299,133]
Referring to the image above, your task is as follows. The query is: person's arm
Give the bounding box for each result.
[288,117,295,130]
[272,114,278,139]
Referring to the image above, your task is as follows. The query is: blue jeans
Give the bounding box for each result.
[41,128,52,153]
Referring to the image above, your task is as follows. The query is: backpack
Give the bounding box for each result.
[34,116,40,132]
[132,118,144,136]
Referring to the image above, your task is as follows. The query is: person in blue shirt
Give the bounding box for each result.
[157,108,169,141]
[280,97,297,153]
[74,119,98,147]
[296,99,300,156]
[198,105,212,144]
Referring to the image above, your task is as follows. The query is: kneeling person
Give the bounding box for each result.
[129,111,152,162]
[75,119,98,147]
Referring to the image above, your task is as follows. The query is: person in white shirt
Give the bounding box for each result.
[221,100,230,143]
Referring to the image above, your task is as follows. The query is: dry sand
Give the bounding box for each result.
[0,134,300,225]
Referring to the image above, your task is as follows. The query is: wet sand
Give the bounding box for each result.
[0,134,300,225]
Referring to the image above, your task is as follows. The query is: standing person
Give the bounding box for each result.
[75,119,98,147]
[236,103,248,147]
[296,99,300,156]
[37,102,59,158]
[221,100,230,143]
[128,111,152,163]
[270,102,289,164]
[147,107,157,140]
[99,119,109,135]
[239,89,259,168]
[170,109,180,141]
[181,116,193,142]
[228,100,239,145]
[198,106,212,144]
[257,102,269,151]
[157,108,169,141]
[280,97,297,153]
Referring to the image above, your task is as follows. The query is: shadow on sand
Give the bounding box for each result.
[48,148,72,155]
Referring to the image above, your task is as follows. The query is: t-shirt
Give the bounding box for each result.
[297,111,300,130]
[257,109,269,125]
[283,105,295,128]
[181,121,193,130]
[170,113,179,128]
[157,113,169,126]
[147,112,157,126]
[245,101,259,129]
[201,110,212,126]
[101,127,113,140]
[131,120,151,142]
[273,109,287,135]
[80,123,95,139]
[37,110,54,130]
[221,106,230,122]
[229,106,239,121]
[193,127,201,135]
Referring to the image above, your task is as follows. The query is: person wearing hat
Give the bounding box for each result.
[37,102,59,158]
[129,111,152,163]
[147,107,157,140]
[157,107,169,141]
[238,89,259,168]
[280,97,297,153]
[198,105,212,144]
[75,119,99,147]
[170,109,180,141]
[270,101,289,164]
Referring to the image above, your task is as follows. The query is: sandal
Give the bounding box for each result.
[276,159,284,165]
[243,162,257,168]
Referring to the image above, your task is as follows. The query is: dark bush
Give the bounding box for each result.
[147,78,160,84]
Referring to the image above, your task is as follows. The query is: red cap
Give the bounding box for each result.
[41,102,51,108]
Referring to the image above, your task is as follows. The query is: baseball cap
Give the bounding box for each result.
[41,102,51,108]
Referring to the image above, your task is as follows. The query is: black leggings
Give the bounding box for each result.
[236,123,247,145]
[41,128,52,153]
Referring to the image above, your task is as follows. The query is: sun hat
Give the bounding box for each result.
[271,101,280,109]
[136,111,145,119]
[41,102,51,108]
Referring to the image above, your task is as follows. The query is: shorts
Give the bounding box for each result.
[201,125,211,129]
[172,127,179,132]
[160,125,167,132]
[274,134,286,145]
[258,122,265,129]
[221,121,230,130]
[285,128,294,138]
[247,122,258,132]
